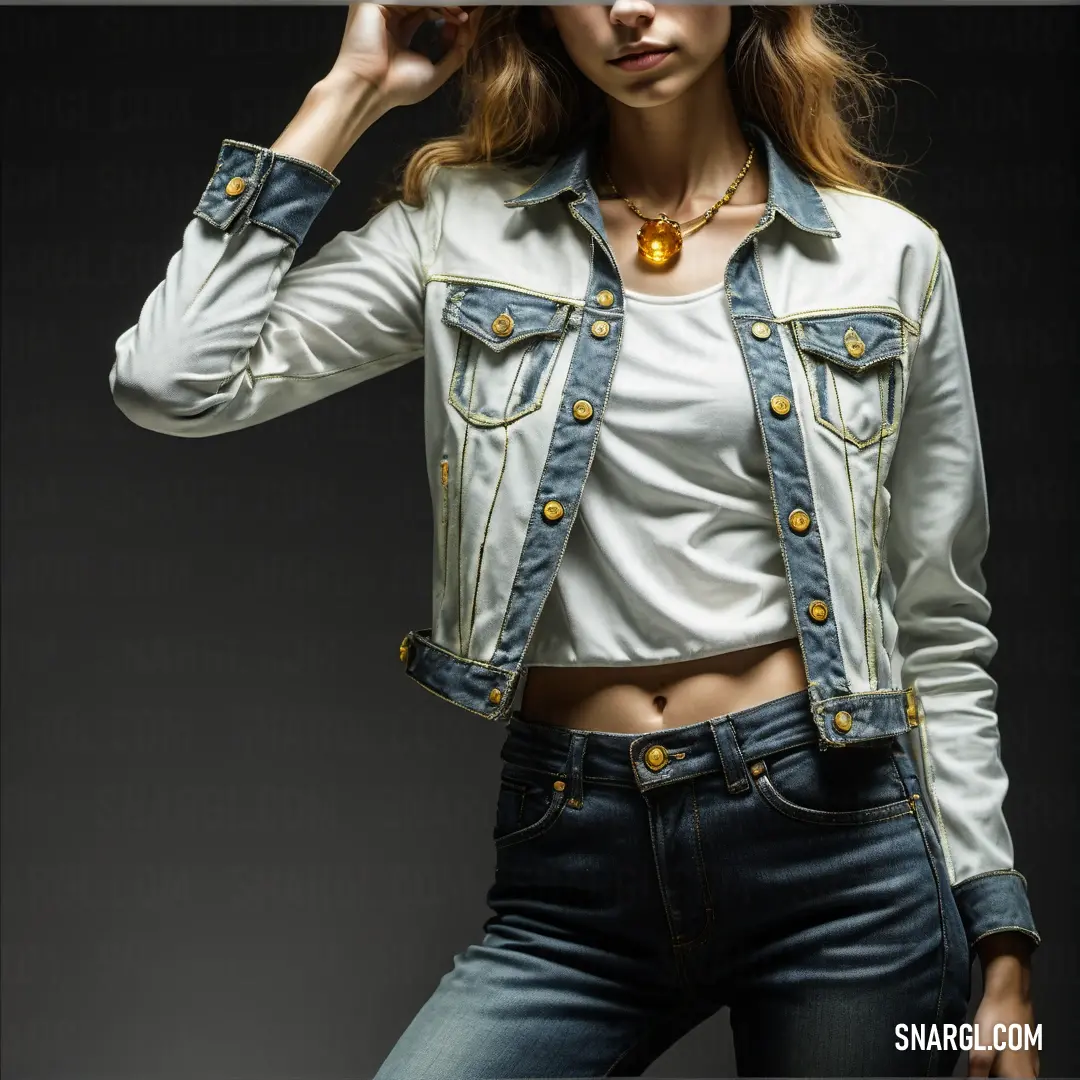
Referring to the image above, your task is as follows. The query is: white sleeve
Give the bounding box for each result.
[110,138,445,437]
[885,235,1039,949]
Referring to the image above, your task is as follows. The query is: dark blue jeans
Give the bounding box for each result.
[374,689,970,1078]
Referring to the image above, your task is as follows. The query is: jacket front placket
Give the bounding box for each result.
[725,206,917,747]
[724,221,851,726]
[404,155,626,721]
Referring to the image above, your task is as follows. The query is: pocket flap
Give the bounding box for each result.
[442,284,572,353]
[793,311,905,373]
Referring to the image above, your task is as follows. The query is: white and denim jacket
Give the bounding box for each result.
[111,119,1038,950]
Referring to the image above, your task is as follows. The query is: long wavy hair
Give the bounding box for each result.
[387,5,907,209]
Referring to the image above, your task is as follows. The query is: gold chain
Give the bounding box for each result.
[599,143,756,267]
[604,144,754,237]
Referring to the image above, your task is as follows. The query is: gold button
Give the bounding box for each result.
[553,780,566,791]
[749,761,766,778]
[572,399,593,422]
[834,710,853,733]
[596,290,615,308]
[542,500,564,522]
[843,327,866,359]
[769,394,791,417]
[788,509,811,534]
[398,636,409,662]
[491,313,514,337]
[905,687,919,726]
[590,320,611,338]
[751,321,771,340]
[224,176,246,197]
[808,600,830,623]
[488,687,502,705]
[644,745,669,771]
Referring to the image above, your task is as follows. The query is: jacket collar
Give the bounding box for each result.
[504,119,840,239]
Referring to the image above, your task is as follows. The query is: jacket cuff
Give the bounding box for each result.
[193,138,340,247]
[952,869,1041,951]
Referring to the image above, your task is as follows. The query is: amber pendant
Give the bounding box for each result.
[636,215,682,266]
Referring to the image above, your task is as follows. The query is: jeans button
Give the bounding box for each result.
[644,745,670,771]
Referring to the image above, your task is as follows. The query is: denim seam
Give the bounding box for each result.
[917,702,957,882]
[492,195,625,672]
[409,631,514,674]
[689,778,713,915]
[787,374,850,697]
[829,366,875,687]
[869,384,889,686]
[909,795,951,1077]
[953,868,1029,892]
[464,424,509,656]
[919,233,943,324]
[220,138,341,186]
[754,734,819,759]
[244,216,302,247]
[775,304,919,336]
[494,785,568,848]
[446,299,571,427]
[496,734,577,847]
[183,223,237,315]
[404,669,499,719]
[714,720,749,794]
[437,454,450,613]
[426,272,586,308]
[794,323,905,450]
[460,356,481,648]
[724,244,816,698]
[455,372,472,654]
[644,791,682,952]
[752,237,776,319]
[245,349,419,384]
[753,769,913,825]
[450,333,568,427]
[969,927,1041,949]
[827,184,939,242]
[815,687,912,705]
[668,778,715,951]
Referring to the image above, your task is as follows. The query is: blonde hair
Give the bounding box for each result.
[385,5,908,209]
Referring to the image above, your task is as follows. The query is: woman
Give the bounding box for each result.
[110,4,1040,1076]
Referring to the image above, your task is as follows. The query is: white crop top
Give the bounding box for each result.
[524,279,797,667]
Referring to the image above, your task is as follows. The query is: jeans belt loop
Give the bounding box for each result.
[711,717,751,794]
[566,731,588,809]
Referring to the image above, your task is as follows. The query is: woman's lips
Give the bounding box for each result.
[609,48,675,72]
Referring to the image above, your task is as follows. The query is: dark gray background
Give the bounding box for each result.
[2,5,1077,1078]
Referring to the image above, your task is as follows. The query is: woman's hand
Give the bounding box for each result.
[968,933,1039,1077]
[328,4,480,110]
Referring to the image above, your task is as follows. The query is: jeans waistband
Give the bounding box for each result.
[505,687,819,794]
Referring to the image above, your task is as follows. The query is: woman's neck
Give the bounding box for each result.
[600,59,768,215]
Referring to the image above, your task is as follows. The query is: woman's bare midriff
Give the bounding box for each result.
[519,638,807,734]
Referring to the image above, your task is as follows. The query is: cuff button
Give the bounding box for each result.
[225,176,246,197]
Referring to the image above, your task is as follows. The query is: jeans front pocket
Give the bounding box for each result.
[749,737,915,826]
[793,310,908,449]
[442,283,575,427]
[493,760,570,849]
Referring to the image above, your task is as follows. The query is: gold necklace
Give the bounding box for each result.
[601,144,755,268]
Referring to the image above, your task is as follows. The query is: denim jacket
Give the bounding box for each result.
[111,120,1038,950]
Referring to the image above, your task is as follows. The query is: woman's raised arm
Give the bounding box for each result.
[109,4,477,437]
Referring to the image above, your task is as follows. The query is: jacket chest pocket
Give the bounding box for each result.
[793,311,908,449]
[442,283,575,427]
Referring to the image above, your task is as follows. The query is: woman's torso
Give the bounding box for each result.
[521,187,810,734]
